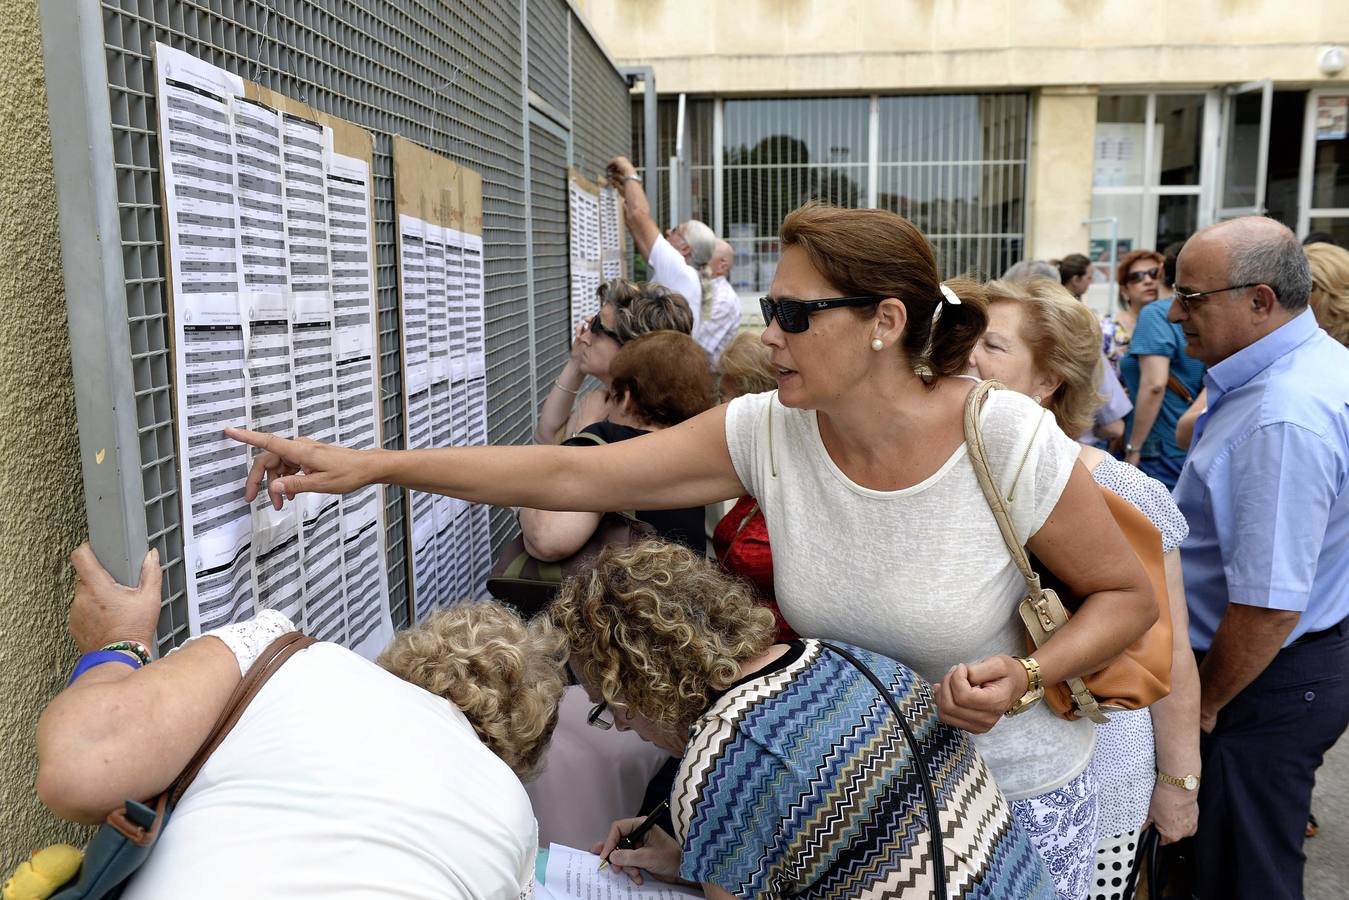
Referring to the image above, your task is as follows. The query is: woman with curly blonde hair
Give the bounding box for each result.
[967,279,1202,899]
[35,543,566,900]
[552,540,1053,900]
[1305,241,1349,347]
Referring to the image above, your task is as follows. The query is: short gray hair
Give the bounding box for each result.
[1002,259,1061,283]
[1225,220,1312,311]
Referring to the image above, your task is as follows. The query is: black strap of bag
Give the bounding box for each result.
[820,642,946,900]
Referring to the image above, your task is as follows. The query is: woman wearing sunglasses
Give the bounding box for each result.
[229,203,1157,899]
[1101,249,1165,377]
[533,279,693,444]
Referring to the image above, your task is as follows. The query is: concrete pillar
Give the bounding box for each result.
[1026,86,1098,261]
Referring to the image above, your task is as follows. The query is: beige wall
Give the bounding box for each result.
[0,0,91,868]
[1026,87,1099,261]
[578,0,1349,93]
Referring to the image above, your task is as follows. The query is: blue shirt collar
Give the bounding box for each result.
[1205,308,1319,400]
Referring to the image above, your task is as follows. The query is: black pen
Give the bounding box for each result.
[598,800,669,871]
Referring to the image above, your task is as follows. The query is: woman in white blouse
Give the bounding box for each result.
[230,203,1156,899]
[36,543,566,900]
[967,278,1201,899]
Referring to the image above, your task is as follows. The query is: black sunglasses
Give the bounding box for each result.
[588,314,624,345]
[586,700,613,730]
[759,295,886,334]
[1173,283,1264,315]
[1124,266,1161,285]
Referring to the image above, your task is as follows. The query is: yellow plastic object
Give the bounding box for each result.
[2,844,83,900]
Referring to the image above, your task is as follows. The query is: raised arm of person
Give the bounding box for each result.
[226,403,744,515]
[607,156,659,261]
[534,319,592,444]
[937,461,1158,732]
[36,545,242,824]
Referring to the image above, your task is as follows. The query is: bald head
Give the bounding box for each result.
[1181,216,1311,311]
[710,240,734,278]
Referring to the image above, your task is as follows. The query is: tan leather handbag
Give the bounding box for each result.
[963,380,1173,723]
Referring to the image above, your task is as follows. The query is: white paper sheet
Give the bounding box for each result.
[543,845,702,900]
[399,215,430,392]
[231,98,289,297]
[599,187,624,282]
[569,183,602,335]
[327,153,375,354]
[300,498,346,640]
[157,44,392,654]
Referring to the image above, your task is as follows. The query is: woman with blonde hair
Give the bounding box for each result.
[231,203,1157,897]
[534,279,694,444]
[967,278,1201,899]
[715,330,776,401]
[34,544,567,899]
[1305,241,1349,347]
[554,540,1054,899]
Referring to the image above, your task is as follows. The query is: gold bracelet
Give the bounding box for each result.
[554,380,581,396]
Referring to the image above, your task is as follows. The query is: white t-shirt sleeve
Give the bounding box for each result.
[979,389,1081,545]
[647,234,702,331]
[724,390,776,500]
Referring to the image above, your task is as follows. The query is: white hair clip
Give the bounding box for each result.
[939,283,962,306]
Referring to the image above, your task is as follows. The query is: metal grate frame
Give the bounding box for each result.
[43,0,630,650]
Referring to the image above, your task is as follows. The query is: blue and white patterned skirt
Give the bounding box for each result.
[1010,767,1101,900]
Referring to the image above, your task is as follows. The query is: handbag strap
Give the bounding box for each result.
[962,381,1042,595]
[962,382,1104,722]
[716,501,759,568]
[819,642,945,900]
[168,631,316,804]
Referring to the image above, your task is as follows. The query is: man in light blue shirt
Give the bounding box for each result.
[1169,216,1349,900]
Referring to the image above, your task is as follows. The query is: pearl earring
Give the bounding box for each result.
[871,338,884,351]
[1032,394,1043,405]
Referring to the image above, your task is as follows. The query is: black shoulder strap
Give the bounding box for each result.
[819,641,945,900]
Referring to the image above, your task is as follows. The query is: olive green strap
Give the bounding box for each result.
[503,551,532,580]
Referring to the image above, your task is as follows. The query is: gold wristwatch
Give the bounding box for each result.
[1157,770,1200,791]
[1004,656,1044,717]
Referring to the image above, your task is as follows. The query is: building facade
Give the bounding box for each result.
[579,0,1349,303]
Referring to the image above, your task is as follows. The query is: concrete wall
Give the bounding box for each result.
[0,0,91,868]
[1026,87,1100,261]
[577,0,1349,94]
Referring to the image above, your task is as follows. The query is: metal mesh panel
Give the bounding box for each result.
[530,123,571,390]
[630,97,714,229]
[90,0,624,647]
[527,0,569,117]
[569,16,630,180]
[876,94,1028,279]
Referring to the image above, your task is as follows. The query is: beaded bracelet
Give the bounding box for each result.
[101,640,153,667]
[67,650,141,687]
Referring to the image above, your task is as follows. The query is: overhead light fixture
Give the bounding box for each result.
[1320,46,1347,77]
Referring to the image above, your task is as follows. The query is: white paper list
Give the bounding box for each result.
[399,215,429,392]
[281,114,331,297]
[231,98,288,295]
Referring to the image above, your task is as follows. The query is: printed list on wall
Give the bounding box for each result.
[155,43,393,657]
[393,136,491,621]
[569,171,626,334]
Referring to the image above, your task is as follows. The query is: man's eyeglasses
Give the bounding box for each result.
[1173,283,1263,315]
[588,314,625,346]
[1123,266,1161,285]
[759,295,885,334]
[586,700,613,730]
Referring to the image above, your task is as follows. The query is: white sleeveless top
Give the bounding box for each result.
[126,613,537,899]
[724,388,1094,801]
